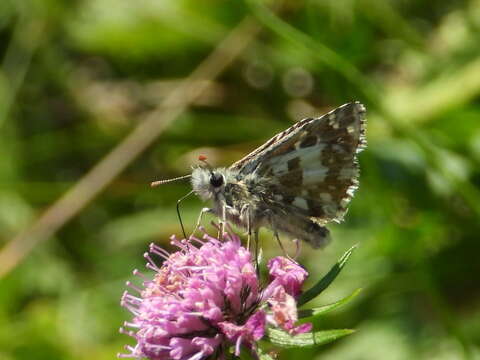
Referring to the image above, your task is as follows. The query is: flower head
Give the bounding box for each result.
[119,230,310,360]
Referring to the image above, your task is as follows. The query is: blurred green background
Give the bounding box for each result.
[1,0,480,359]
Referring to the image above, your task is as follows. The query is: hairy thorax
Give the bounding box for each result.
[216,172,270,229]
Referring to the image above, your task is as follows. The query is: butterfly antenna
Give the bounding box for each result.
[151,174,191,187]
[177,190,195,239]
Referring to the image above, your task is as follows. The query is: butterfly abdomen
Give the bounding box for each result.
[271,213,331,248]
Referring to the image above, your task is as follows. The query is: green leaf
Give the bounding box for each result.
[238,346,275,360]
[298,245,357,306]
[267,328,355,348]
[237,347,257,360]
[298,289,362,319]
[256,348,276,360]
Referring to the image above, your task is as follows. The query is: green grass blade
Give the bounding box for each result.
[299,288,362,319]
[267,328,355,348]
[298,245,357,306]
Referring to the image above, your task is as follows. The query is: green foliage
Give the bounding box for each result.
[267,328,355,348]
[298,288,362,319]
[298,245,357,306]
[1,0,480,359]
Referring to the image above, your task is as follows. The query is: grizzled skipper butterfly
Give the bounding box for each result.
[152,102,366,248]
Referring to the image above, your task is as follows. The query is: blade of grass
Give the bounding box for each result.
[0,5,45,129]
[299,288,362,319]
[267,328,355,348]
[298,245,357,306]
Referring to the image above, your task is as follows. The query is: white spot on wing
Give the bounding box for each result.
[272,161,288,175]
[292,197,309,210]
[346,187,355,196]
[340,198,350,207]
[328,113,337,127]
[302,167,328,184]
[266,144,326,175]
[332,144,344,153]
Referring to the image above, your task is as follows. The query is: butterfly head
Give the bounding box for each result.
[191,167,227,200]
[191,156,227,200]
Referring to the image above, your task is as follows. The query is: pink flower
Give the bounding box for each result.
[218,310,266,356]
[262,257,311,335]
[266,286,312,335]
[119,230,311,360]
[267,256,308,297]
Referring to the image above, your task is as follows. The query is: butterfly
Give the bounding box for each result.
[153,102,366,248]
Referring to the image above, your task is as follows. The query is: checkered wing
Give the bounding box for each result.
[230,102,366,223]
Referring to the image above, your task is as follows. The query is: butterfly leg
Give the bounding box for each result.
[191,207,213,238]
[240,204,252,250]
[265,210,292,259]
[218,203,227,239]
[247,211,252,250]
[254,229,260,274]
[273,227,289,258]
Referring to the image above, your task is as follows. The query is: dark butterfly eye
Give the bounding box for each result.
[210,173,224,187]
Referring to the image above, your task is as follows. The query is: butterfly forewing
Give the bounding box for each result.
[230,102,366,224]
